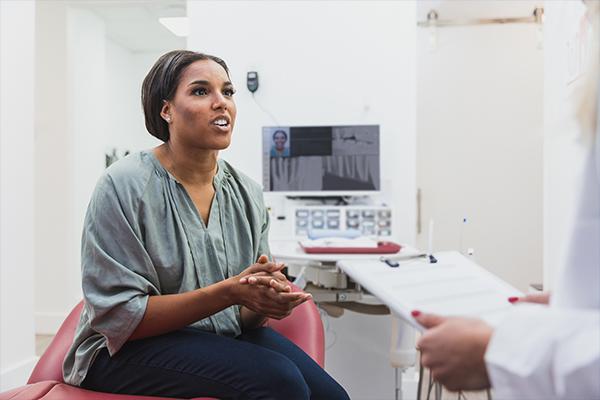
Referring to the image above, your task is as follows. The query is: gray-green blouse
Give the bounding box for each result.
[63,150,271,386]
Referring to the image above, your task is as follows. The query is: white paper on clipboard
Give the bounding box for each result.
[338,251,523,332]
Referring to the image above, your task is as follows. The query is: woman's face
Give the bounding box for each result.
[162,59,236,150]
[274,132,287,151]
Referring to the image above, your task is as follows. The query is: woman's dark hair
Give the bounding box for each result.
[141,50,230,142]
[272,130,288,140]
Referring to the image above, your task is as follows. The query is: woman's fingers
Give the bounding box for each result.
[240,269,289,290]
[289,294,312,308]
[415,316,493,392]
[270,278,292,292]
[239,255,287,285]
[243,260,285,276]
[244,275,291,292]
[508,292,550,305]
[239,271,269,284]
[263,293,311,319]
[275,291,311,305]
[412,311,446,329]
[262,287,304,303]
[244,286,311,318]
[270,271,288,282]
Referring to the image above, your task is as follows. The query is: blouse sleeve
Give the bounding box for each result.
[485,305,600,400]
[256,194,272,260]
[81,174,158,356]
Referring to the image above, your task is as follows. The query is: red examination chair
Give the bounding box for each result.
[0,287,324,400]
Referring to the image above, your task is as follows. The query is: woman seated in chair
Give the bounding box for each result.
[62,50,349,400]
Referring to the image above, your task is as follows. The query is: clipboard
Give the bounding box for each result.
[299,241,402,254]
[338,251,523,331]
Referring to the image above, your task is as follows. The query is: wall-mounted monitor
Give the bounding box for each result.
[262,125,380,195]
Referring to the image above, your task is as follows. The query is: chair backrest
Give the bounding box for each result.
[28,301,84,384]
[266,285,325,367]
[28,288,324,384]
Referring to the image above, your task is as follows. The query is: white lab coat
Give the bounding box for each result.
[485,109,600,398]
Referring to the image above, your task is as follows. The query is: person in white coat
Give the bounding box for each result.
[412,1,600,398]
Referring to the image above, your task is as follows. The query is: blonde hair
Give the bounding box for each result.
[577,0,599,141]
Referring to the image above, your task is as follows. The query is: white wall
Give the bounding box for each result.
[416,0,544,292]
[0,0,37,390]
[67,8,109,316]
[34,0,75,335]
[188,0,417,244]
[542,1,593,290]
[34,4,108,334]
[187,2,416,398]
[34,4,162,334]
[105,41,162,153]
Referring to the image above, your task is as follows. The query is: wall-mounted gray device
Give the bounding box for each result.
[247,71,259,93]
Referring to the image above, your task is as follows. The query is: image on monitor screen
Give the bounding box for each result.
[262,125,380,192]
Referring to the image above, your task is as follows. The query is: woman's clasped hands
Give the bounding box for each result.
[235,255,312,320]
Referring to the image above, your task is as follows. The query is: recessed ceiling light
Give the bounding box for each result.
[159,17,189,37]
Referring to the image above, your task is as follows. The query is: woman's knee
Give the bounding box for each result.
[318,381,350,400]
[246,355,310,400]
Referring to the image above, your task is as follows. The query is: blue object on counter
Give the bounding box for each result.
[307,229,362,240]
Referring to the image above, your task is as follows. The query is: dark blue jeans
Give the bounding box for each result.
[81,327,349,400]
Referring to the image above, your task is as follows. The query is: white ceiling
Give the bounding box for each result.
[70,0,186,53]
[72,0,544,53]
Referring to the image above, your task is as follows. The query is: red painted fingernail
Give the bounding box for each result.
[508,297,519,304]
[411,310,421,317]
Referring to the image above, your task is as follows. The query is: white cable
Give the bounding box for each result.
[291,266,307,289]
[317,306,338,350]
[251,92,281,127]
